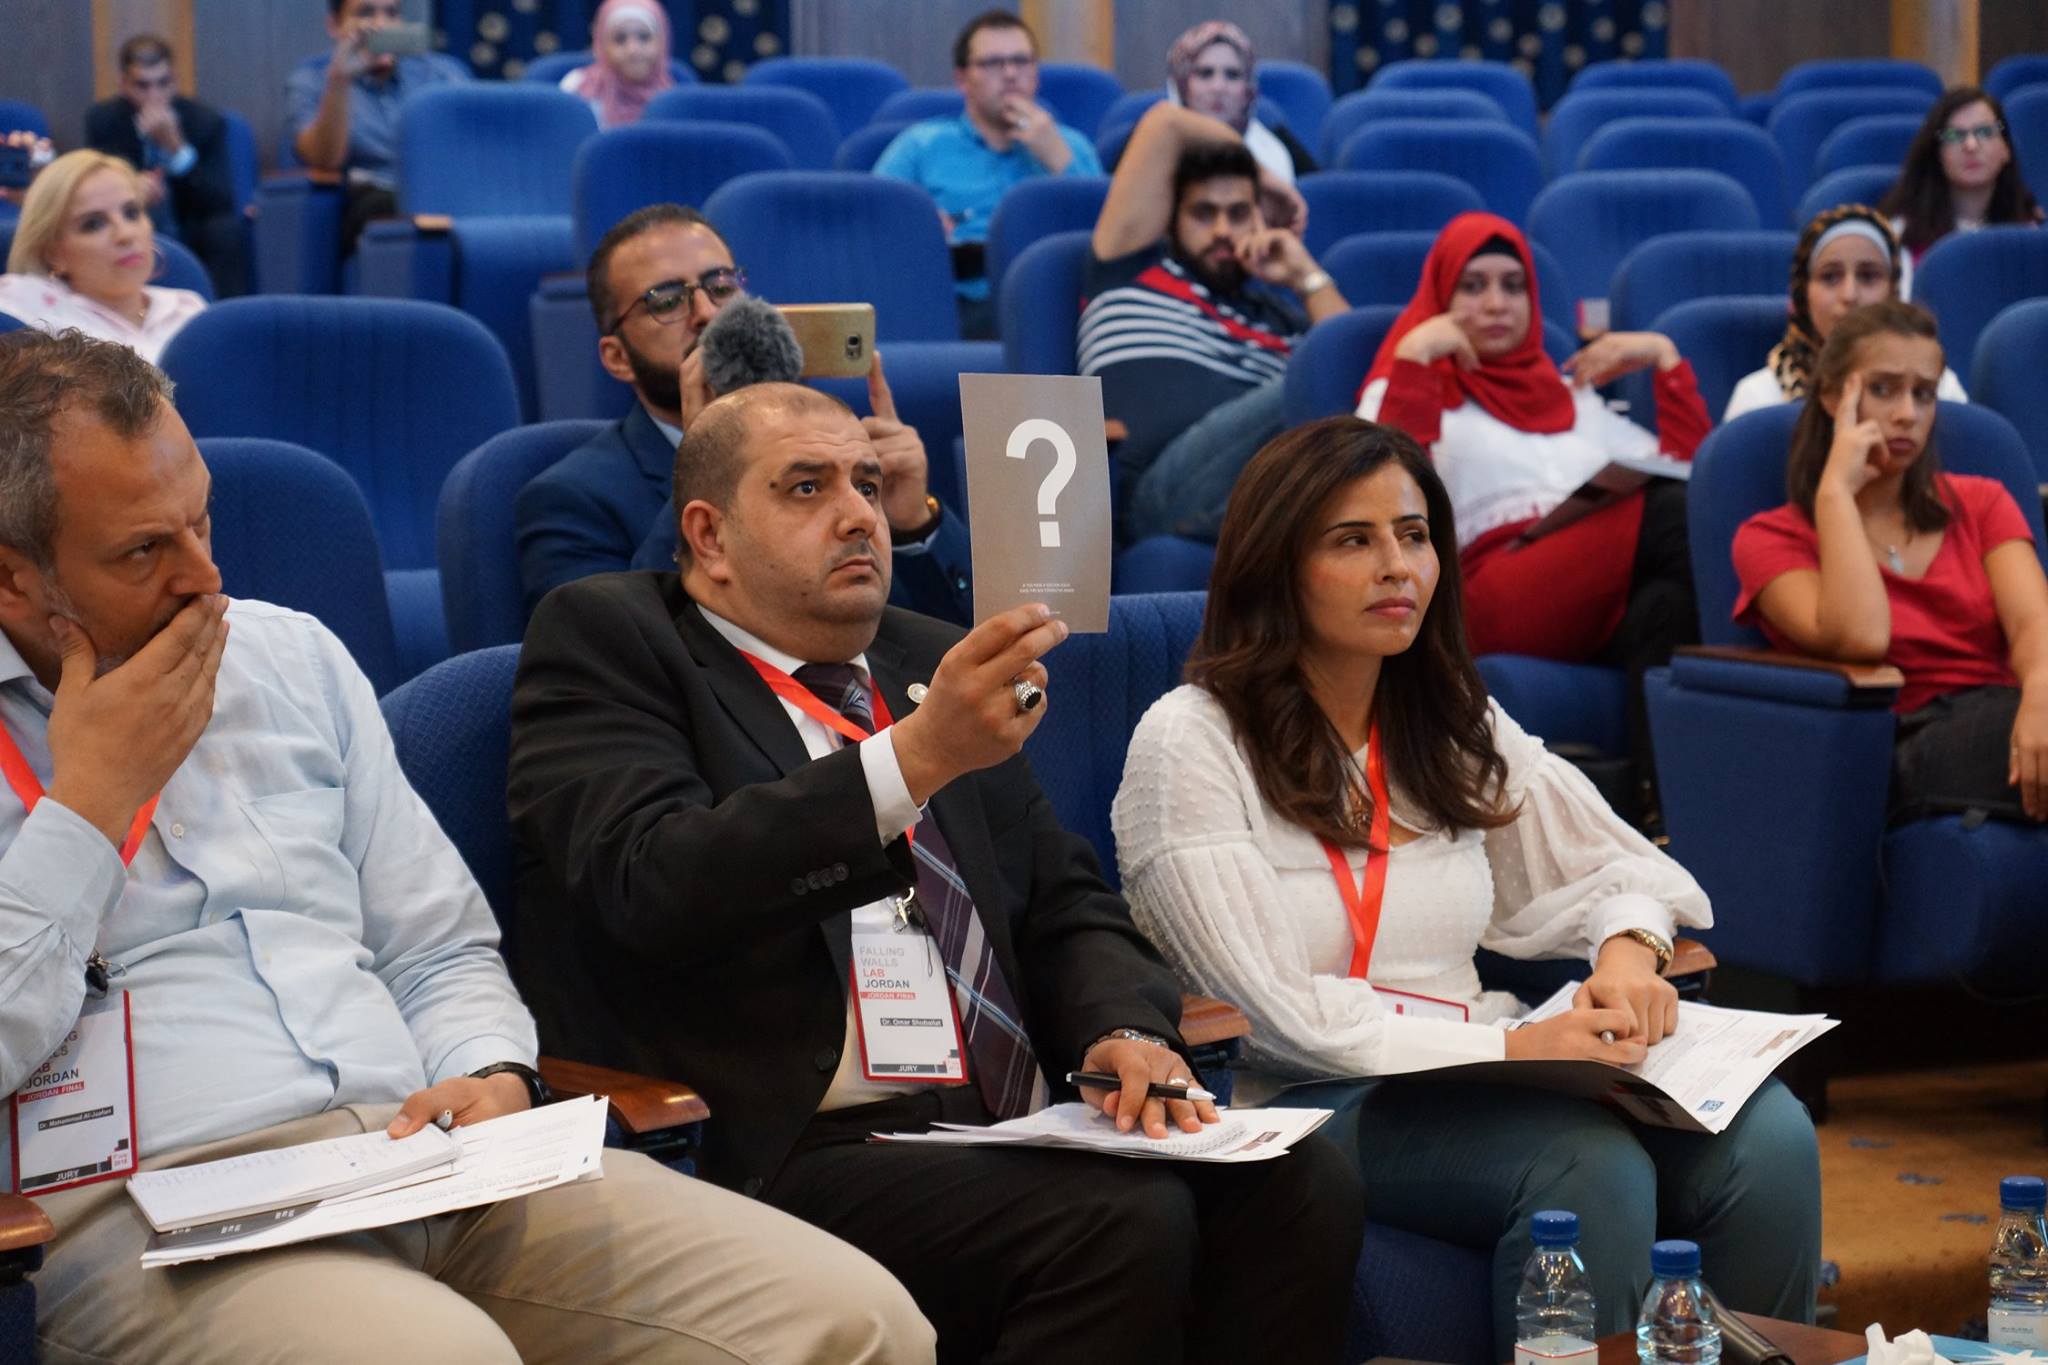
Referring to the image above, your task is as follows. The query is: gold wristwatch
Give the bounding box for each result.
[1614,927,1674,973]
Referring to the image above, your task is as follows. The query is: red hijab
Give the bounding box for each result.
[1363,212,1575,435]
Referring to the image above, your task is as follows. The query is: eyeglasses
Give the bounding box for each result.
[968,54,1035,73]
[609,268,746,332]
[1938,122,2004,147]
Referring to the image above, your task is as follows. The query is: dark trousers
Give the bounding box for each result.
[341,183,399,258]
[764,1088,1364,1365]
[1892,684,2028,823]
[180,210,250,298]
[1595,478,1701,797]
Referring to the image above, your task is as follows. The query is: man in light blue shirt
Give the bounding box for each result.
[873,10,1100,337]
[0,331,932,1363]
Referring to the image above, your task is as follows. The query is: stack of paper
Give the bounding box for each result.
[874,1102,1332,1163]
[129,1125,461,1232]
[137,1095,609,1268]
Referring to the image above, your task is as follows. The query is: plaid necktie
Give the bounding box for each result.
[793,663,1047,1119]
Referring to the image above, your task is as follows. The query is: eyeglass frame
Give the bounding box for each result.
[1937,121,2005,148]
[606,267,748,334]
[966,53,1035,74]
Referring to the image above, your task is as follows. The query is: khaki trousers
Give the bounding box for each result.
[31,1103,935,1365]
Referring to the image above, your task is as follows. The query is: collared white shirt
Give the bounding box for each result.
[0,275,206,365]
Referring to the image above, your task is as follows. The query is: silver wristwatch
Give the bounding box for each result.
[1091,1027,1169,1052]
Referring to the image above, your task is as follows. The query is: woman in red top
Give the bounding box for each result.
[1733,300,2048,822]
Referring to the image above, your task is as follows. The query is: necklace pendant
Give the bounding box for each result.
[1886,545,1906,574]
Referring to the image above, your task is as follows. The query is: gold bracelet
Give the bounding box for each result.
[1614,927,1673,973]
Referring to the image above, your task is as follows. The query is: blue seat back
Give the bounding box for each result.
[1816,114,1924,178]
[985,177,1110,302]
[1914,225,2048,389]
[873,88,965,125]
[1768,88,1936,188]
[1987,55,2048,103]
[0,100,49,138]
[703,171,957,342]
[398,85,597,217]
[1970,299,2048,479]
[381,645,522,929]
[1776,58,1943,100]
[1646,294,1789,423]
[1112,537,1214,595]
[835,121,911,172]
[572,121,793,258]
[1022,591,1207,885]
[1256,61,1332,148]
[1570,59,1738,111]
[743,56,908,141]
[153,236,216,299]
[1295,171,1485,260]
[1793,164,1900,228]
[1542,88,1729,177]
[437,420,608,655]
[521,49,695,86]
[1286,303,1575,427]
[1370,59,1539,136]
[201,437,401,695]
[1529,170,1760,311]
[1578,117,1791,228]
[1609,230,1797,333]
[2008,88,2048,199]
[160,297,522,572]
[1000,230,1091,376]
[0,311,24,334]
[808,339,1001,515]
[1318,88,1505,163]
[1335,120,1545,222]
[1096,89,1165,141]
[644,85,839,171]
[1321,230,1573,333]
[1037,63,1124,143]
[222,109,259,214]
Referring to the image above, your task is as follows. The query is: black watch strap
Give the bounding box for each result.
[469,1061,551,1108]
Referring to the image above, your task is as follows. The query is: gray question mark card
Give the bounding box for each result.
[958,372,1111,632]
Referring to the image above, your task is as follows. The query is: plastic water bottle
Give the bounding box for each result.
[1636,1239,1721,1365]
[1990,1175,2048,1348]
[1515,1210,1598,1365]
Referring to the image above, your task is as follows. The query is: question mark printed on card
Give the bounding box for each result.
[1005,418,1078,549]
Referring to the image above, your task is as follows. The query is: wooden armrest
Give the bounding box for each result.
[538,1057,708,1137]
[0,1194,55,1255]
[412,213,453,233]
[1675,644,1904,691]
[1665,938,1716,978]
[1178,993,1251,1047]
[260,167,344,187]
[1104,418,1127,444]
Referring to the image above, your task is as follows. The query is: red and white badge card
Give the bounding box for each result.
[1375,986,1471,1023]
[12,990,138,1196]
[850,906,969,1085]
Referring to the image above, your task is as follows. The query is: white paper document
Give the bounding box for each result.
[873,1102,1331,1163]
[127,1123,460,1233]
[139,1095,609,1267]
[1519,454,1692,542]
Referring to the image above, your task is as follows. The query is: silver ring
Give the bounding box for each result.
[1012,680,1044,713]
[1164,1077,1189,1088]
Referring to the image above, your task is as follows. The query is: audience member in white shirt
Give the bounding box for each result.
[0,150,205,364]
[1112,416,1820,1356]
[1725,205,1965,423]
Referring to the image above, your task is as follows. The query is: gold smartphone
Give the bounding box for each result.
[779,303,876,379]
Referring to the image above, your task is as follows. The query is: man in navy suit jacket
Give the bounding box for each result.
[517,203,973,624]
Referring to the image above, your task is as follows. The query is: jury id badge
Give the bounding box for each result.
[850,901,969,1084]
[11,990,139,1196]
[1375,986,1471,1022]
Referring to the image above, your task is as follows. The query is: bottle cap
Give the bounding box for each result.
[1651,1239,1701,1277]
[1531,1210,1580,1246]
[2002,1176,2047,1211]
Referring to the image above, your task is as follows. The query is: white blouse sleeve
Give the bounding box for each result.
[1939,366,1969,403]
[1355,376,1388,422]
[1113,689,1506,1081]
[1479,700,1710,964]
[1722,367,1784,423]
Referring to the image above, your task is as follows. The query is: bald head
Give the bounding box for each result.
[672,383,854,561]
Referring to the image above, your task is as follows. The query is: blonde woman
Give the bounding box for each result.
[0,150,205,362]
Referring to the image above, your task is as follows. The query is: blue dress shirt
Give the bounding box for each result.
[284,53,469,188]
[0,600,534,1177]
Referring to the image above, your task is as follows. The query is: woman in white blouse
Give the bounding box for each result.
[0,151,206,365]
[1112,416,1819,1354]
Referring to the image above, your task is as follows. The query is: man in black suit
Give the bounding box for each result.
[83,35,246,297]
[509,382,1362,1363]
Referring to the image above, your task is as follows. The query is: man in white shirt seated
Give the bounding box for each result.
[0,330,932,1365]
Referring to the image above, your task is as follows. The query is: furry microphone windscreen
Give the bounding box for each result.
[698,295,804,395]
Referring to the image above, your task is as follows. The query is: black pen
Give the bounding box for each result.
[1065,1071,1218,1104]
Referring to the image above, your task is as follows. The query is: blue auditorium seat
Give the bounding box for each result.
[1285,304,1577,429]
[1000,231,1091,376]
[160,297,522,677]
[1369,59,1539,137]
[0,99,49,137]
[1111,537,1214,595]
[1569,59,1738,111]
[1318,88,1507,164]
[1649,402,2048,993]
[743,56,908,141]
[1768,88,1936,189]
[1335,121,1545,222]
[528,276,628,422]
[1256,61,1333,152]
[1913,225,2048,389]
[2008,88,2048,199]
[1295,170,1485,260]
[873,88,965,125]
[1738,92,1775,128]
[1608,230,1797,333]
[835,121,912,172]
[1037,63,1124,144]
[1793,165,1899,228]
[521,49,695,86]
[1815,114,1924,178]
[1096,89,1165,142]
[0,311,24,334]
[1986,55,2048,103]
[1528,170,1759,315]
[704,172,958,341]
[151,236,215,299]
[1541,88,1729,178]
[807,339,1003,516]
[985,177,1111,304]
[645,85,839,170]
[438,420,607,654]
[1776,58,1943,100]
[573,121,793,258]
[201,437,402,695]
[1970,299,2048,478]
[1578,118,1792,228]
[1321,231,1573,333]
[1646,295,1790,421]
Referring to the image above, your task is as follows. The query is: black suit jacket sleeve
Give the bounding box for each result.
[83,96,237,221]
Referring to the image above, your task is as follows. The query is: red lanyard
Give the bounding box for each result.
[0,723,158,867]
[1320,719,1390,979]
[740,656,914,851]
